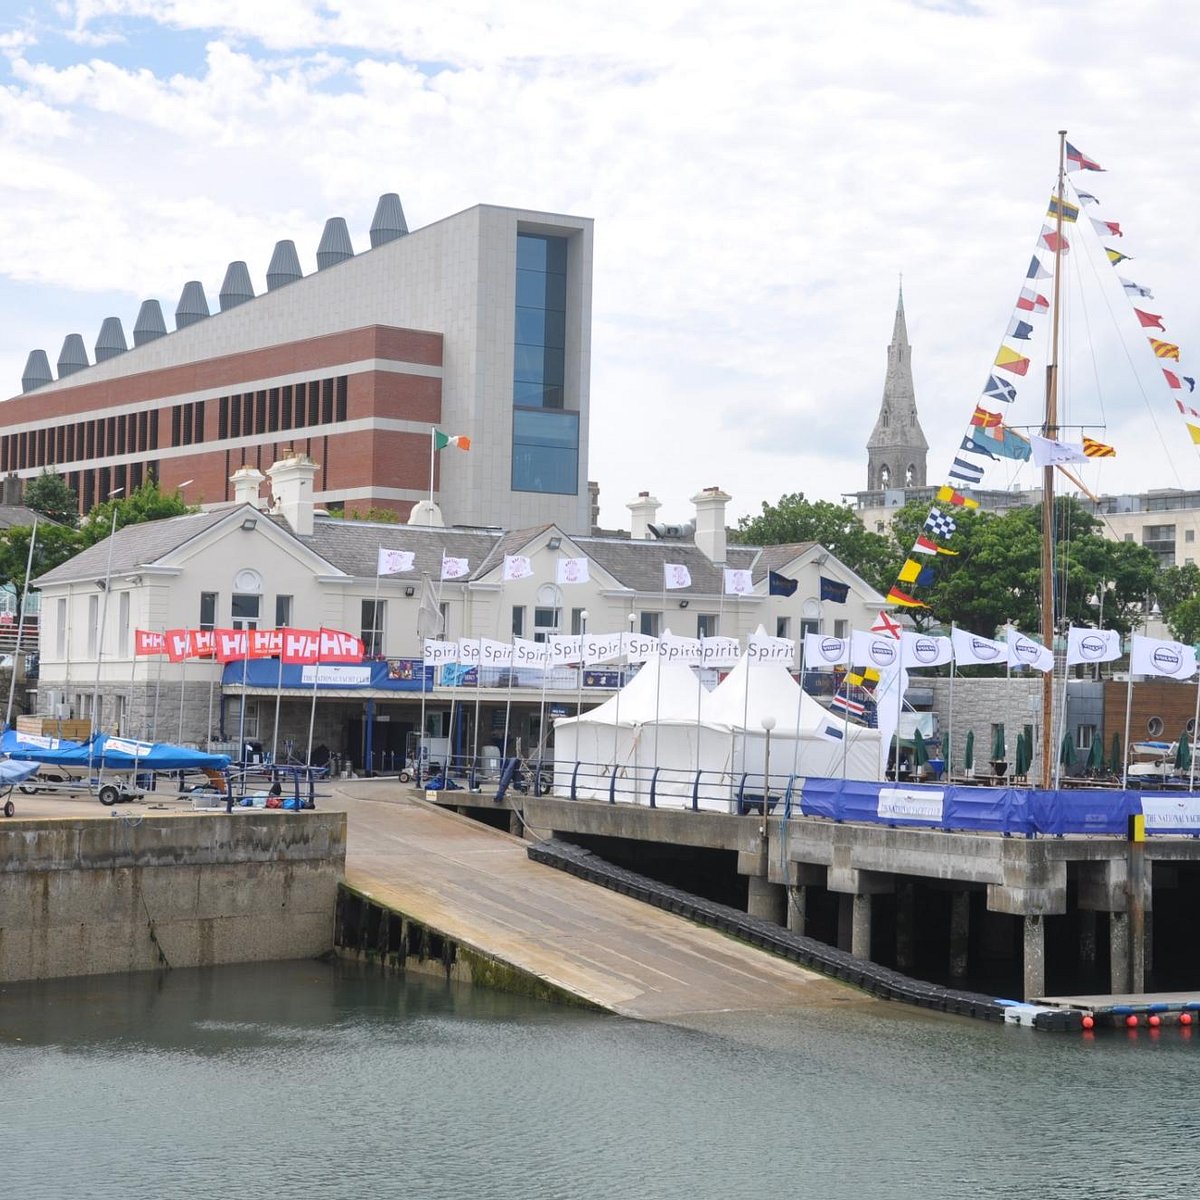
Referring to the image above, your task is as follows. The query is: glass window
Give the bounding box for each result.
[775,616,790,639]
[232,593,260,630]
[697,613,718,638]
[1187,529,1196,543]
[200,592,217,630]
[275,595,293,627]
[512,606,525,637]
[1077,723,1096,750]
[534,607,560,643]
[640,612,660,637]
[834,619,848,638]
[361,599,385,657]
[512,409,578,495]
[800,618,818,639]
[570,607,587,635]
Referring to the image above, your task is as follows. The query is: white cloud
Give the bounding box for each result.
[0,1,1199,530]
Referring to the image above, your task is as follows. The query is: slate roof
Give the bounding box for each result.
[0,505,60,529]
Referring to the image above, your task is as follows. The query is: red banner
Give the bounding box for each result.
[134,629,166,656]
[250,629,283,658]
[165,629,193,662]
[281,629,320,665]
[319,627,365,664]
[193,630,215,658]
[214,628,248,663]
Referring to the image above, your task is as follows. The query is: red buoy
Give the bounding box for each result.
[1081,1015,1095,1030]
[1181,1012,1194,1027]
[1126,1014,1139,1028]
[1149,1014,1162,1028]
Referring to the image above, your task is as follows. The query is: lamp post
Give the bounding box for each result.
[761,714,776,822]
[90,487,125,737]
[1088,579,1114,680]
[576,609,589,717]
[611,613,636,791]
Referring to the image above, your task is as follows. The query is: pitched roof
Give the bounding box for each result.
[0,505,56,529]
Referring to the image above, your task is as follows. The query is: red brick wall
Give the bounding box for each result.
[1103,679,1197,744]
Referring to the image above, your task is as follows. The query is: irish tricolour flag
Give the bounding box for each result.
[434,429,471,451]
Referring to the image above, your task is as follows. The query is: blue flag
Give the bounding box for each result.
[1007,318,1034,341]
[983,374,1017,404]
[970,425,1031,462]
[819,576,849,604]
[769,570,798,597]
[961,433,997,461]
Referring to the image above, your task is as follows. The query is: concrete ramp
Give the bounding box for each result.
[334,782,866,1020]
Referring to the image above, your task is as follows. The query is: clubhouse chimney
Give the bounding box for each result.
[627,491,660,541]
[691,486,730,564]
[267,450,318,536]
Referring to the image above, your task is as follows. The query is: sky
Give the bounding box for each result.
[0,0,1198,531]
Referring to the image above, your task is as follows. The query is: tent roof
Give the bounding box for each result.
[555,655,705,729]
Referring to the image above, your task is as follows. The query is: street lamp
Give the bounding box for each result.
[576,609,589,717]
[761,714,777,822]
[611,613,637,790]
[90,486,125,736]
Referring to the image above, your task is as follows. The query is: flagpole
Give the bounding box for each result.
[472,641,483,785]
[306,636,321,766]
[1005,622,1013,781]
[5,516,37,730]
[271,643,284,766]
[894,633,904,783]
[371,545,383,658]
[948,622,956,780]
[1054,626,1072,788]
[695,630,705,776]
[791,636,806,782]
[418,573,431,781]
[1189,674,1200,792]
[1121,658,1135,790]
[177,651,188,743]
[127,645,137,738]
[428,426,436,522]
[151,629,163,741]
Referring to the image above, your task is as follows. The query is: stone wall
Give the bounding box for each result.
[0,811,346,983]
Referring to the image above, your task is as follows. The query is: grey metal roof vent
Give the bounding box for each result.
[57,333,89,378]
[175,280,210,329]
[266,239,302,291]
[219,260,254,311]
[316,217,353,270]
[95,316,128,362]
[370,193,408,247]
[21,349,52,393]
[133,299,167,346]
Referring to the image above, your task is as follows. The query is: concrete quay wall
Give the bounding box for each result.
[0,812,346,983]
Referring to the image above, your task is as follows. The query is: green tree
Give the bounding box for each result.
[734,493,896,593]
[79,479,193,547]
[1156,563,1200,625]
[22,469,79,526]
[0,524,84,610]
[1169,596,1200,644]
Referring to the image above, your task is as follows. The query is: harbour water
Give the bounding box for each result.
[2,960,1196,1199]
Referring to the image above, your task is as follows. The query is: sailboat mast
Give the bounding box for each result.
[1039,129,1069,789]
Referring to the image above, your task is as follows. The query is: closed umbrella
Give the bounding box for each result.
[1017,730,1032,779]
[1110,732,1122,776]
[913,728,930,769]
[992,723,1006,762]
[1087,734,1104,775]
[964,729,975,775]
[1060,731,1077,772]
[1174,728,1192,772]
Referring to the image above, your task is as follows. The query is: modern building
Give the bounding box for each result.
[31,459,886,771]
[8,195,594,534]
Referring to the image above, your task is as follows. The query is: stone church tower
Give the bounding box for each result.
[866,285,928,490]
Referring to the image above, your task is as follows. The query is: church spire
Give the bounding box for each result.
[866,281,928,491]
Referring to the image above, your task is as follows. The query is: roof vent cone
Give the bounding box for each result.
[316,217,354,270]
[218,260,255,311]
[21,349,52,392]
[133,299,168,346]
[406,499,446,528]
[266,240,302,291]
[94,316,128,362]
[369,193,408,247]
[57,333,89,378]
[175,280,211,330]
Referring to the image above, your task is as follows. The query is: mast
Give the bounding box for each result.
[1039,130,1068,788]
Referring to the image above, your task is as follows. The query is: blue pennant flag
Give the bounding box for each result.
[983,374,1017,404]
[768,569,798,597]
[1186,377,1196,393]
[961,433,997,461]
[819,576,849,604]
[1007,318,1034,341]
[1027,255,1052,281]
[916,566,937,588]
[970,425,1031,462]
[948,455,984,485]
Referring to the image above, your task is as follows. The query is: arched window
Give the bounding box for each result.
[905,463,915,486]
[881,408,890,429]
[879,464,891,488]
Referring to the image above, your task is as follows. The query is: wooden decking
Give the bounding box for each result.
[332,780,870,1020]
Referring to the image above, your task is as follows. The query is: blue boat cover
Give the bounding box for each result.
[1,729,230,771]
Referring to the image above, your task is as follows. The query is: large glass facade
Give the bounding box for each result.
[512,233,578,494]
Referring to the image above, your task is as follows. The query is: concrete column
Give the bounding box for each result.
[1022,914,1045,1002]
[895,882,915,973]
[747,875,786,926]
[837,894,853,952]
[949,891,970,979]
[786,885,806,935]
[1077,909,1097,971]
[507,808,522,837]
[1109,911,1130,995]
[1145,911,1153,981]
[851,894,872,960]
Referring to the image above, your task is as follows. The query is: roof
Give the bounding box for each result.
[0,505,56,529]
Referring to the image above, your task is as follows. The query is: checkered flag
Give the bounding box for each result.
[924,508,956,540]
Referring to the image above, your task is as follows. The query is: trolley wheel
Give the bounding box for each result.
[2,799,14,817]
[19,784,39,795]
[398,770,412,783]
[98,784,120,807]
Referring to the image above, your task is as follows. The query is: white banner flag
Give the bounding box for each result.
[1065,626,1122,667]
[747,631,796,666]
[803,632,849,668]
[1130,633,1197,680]
[584,632,624,665]
[1030,434,1089,467]
[1006,629,1054,673]
[549,634,583,664]
[625,633,659,663]
[513,636,549,670]
[480,637,513,667]
[850,630,902,671]
[701,636,742,668]
[423,638,458,666]
[501,554,533,581]
[377,548,415,575]
[457,638,481,665]
[664,563,692,590]
[901,631,953,669]
[441,554,469,580]
[660,632,702,664]
[723,568,754,595]
[950,627,1006,666]
[555,557,590,585]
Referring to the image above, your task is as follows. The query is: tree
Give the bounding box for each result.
[0,524,84,610]
[1170,595,1200,644]
[734,493,896,593]
[23,469,78,526]
[1156,563,1200,626]
[79,479,193,547]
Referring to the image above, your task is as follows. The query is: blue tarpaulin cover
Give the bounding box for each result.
[1,730,230,772]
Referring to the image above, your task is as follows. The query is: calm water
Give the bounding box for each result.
[1,960,1196,1199]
